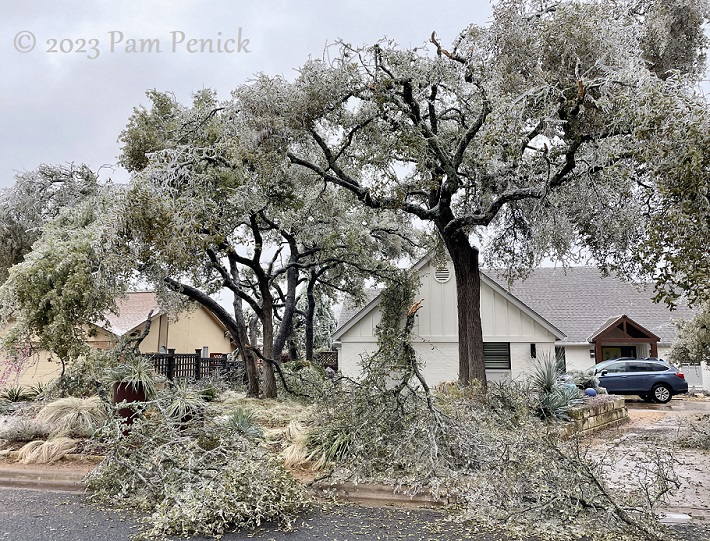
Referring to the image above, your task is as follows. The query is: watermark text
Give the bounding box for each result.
[13,29,251,59]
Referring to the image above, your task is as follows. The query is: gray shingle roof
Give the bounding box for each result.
[335,266,694,346]
[485,267,694,345]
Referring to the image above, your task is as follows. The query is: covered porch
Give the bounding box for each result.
[588,315,660,362]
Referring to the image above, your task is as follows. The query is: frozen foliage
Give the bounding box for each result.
[86,406,310,538]
[304,279,676,540]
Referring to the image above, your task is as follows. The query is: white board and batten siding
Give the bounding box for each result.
[335,259,563,386]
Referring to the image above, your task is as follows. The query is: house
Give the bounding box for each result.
[333,259,694,386]
[8,292,235,386]
[333,257,566,386]
[487,267,694,372]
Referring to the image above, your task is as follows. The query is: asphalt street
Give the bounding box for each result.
[3,486,710,541]
[0,486,504,541]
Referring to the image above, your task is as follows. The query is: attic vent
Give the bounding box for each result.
[434,265,451,283]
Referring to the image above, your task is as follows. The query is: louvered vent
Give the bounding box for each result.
[434,265,451,283]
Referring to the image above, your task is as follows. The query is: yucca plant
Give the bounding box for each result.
[27,381,49,401]
[1,384,32,402]
[35,396,109,437]
[109,355,158,399]
[161,381,206,426]
[528,352,578,421]
[224,406,263,439]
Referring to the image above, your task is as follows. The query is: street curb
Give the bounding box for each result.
[0,453,100,492]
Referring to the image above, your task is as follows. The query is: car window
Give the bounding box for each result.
[628,362,650,372]
[647,363,669,372]
[602,362,627,373]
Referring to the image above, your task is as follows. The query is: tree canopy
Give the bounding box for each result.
[0,163,100,284]
[235,0,710,385]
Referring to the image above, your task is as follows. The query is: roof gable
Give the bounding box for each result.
[486,267,693,345]
[333,254,564,341]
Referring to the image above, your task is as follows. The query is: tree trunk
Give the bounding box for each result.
[305,271,317,361]
[272,258,299,360]
[440,230,486,387]
[261,293,277,398]
[162,277,264,394]
[233,292,259,397]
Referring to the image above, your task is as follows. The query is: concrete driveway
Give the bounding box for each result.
[589,395,710,524]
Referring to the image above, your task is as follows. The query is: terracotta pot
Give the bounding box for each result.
[112,381,147,426]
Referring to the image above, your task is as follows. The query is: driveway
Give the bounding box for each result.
[589,395,710,522]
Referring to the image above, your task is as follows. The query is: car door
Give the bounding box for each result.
[597,361,628,393]
[624,361,653,393]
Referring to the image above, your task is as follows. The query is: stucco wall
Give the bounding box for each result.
[2,306,233,389]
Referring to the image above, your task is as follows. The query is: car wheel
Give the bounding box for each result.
[652,384,672,404]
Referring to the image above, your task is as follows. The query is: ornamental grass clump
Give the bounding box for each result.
[86,406,310,539]
[35,396,109,437]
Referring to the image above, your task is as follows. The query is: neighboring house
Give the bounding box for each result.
[9,292,235,386]
[333,259,694,386]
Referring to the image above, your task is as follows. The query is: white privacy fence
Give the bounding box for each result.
[680,362,710,392]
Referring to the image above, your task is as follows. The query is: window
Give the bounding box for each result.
[628,362,650,372]
[648,363,669,372]
[604,362,627,373]
[484,342,511,370]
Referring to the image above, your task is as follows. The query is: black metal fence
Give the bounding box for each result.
[143,349,235,381]
[143,348,338,381]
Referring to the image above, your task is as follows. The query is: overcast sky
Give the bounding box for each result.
[1,1,493,187]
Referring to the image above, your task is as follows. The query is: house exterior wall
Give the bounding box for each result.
[336,260,559,386]
[157,308,232,356]
[2,306,233,389]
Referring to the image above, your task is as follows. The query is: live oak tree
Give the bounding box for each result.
[236,0,709,386]
[0,189,128,388]
[0,163,100,284]
[117,90,416,397]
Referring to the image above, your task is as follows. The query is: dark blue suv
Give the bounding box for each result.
[588,358,688,404]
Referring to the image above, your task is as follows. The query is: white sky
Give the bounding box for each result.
[1,0,493,187]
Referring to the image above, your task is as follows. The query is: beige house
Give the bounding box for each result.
[334,260,693,385]
[333,257,565,386]
[8,292,234,386]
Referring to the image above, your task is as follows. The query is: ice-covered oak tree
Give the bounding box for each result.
[0,164,100,284]
[117,90,417,398]
[0,188,128,388]
[236,0,709,386]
